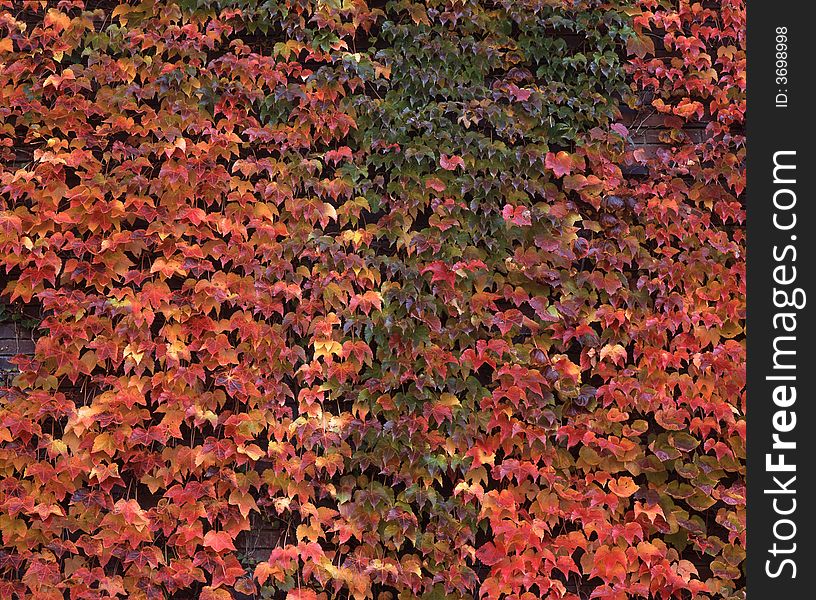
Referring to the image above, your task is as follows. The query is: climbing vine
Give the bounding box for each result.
[0,1,744,599]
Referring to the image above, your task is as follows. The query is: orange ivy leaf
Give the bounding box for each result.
[203,531,236,553]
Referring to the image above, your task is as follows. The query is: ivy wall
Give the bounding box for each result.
[0,1,745,599]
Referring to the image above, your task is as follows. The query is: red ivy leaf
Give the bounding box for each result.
[502,204,532,226]
[203,531,236,553]
[439,154,465,170]
[545,151,574,177]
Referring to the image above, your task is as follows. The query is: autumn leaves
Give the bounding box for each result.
[0,1,744,599]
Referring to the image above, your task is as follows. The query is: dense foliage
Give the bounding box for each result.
[0,1,745,599]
